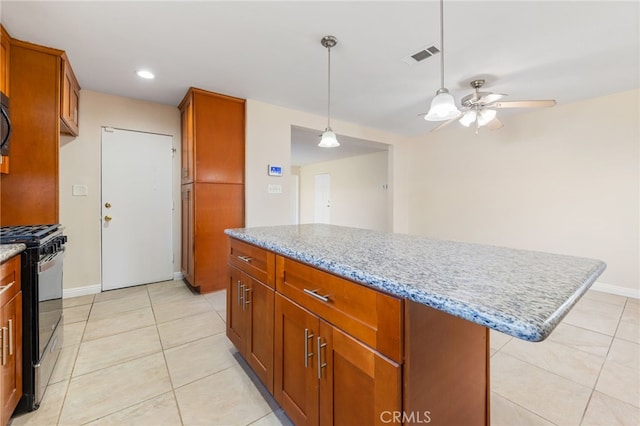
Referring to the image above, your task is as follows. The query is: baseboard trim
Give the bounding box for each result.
[591,282,639,299]
[173,271,184,281]
[63,284,102,299]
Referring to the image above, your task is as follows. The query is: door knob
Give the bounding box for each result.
[105,202,112,208]
[104,215,112,222]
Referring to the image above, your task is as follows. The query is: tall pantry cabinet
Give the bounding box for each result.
[179,88,245,293]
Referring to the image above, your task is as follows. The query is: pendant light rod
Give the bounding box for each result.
[322,36,337,129]
[439,0,445,90]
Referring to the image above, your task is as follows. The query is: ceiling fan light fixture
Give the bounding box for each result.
[459,111,476,127]
[478,109,496,126]
[425,89,460,121]
[318,128,340,148]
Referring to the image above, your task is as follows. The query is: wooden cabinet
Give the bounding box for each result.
[0,255,22,426]
[59,52,80,136]
[0,25,11,175]
[274,294,401,426]
[181,183,194,285]
[227,266,274,392]
[0,40,63,225]
[227,239,275,393]
[179,88,245,293]
[227,236,491,426]
[0,25,10,97]
[0,33,80,223]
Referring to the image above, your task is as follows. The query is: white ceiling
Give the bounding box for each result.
[2,1,638,143]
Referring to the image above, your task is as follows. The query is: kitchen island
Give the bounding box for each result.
[224,224,606,426]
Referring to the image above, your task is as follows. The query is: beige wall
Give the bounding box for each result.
[299,151,389,231]
[60,90,181,294]
[245,100,409,229]
[405,89,639,295]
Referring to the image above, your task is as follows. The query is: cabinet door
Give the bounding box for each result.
[0,25,10,96]
[193,91,244,184]
[274,294,319,426]
[1,292,22,426]
[60,54,80,136]
[318,322,401,426]
[180,184,194,284]
[193,182,244,292]
[180,94,194,184]
[246,276,274,393]
[226,266,246,354]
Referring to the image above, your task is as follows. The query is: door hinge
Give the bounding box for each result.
[104,127,115,133]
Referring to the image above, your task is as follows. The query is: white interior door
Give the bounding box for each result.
[101,128,173,291]
[314,173,331,224]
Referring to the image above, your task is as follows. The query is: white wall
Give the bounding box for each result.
[245,100,409,229]
[405,89,639,296]
[299,151,389,231]
[59,90,181,294]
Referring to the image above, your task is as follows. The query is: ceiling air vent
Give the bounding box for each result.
[402,45,440,65]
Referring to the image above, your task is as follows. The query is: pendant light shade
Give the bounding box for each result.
[319,129,339,148]
[424,88,459,121]
[425,0,460,122]
[319,35,340,148]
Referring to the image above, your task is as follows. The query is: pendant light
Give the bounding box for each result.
[319,35,340,148]
[424,0,460,121]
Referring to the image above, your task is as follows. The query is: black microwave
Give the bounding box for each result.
[1,91,11,156]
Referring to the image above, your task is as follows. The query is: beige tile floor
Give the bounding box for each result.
[9,280,639,426]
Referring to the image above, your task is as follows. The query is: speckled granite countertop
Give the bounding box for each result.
[0,244,26,263]
[225,224,606,342]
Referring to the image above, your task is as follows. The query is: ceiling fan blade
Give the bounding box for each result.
[477,93,506,104]
[430,114,462,132]
[486,117,504,130]
[492,100,556,109]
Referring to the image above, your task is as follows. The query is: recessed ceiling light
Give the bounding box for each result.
[136,70,155,79]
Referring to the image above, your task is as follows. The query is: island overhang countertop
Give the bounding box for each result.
[225,224,606,342]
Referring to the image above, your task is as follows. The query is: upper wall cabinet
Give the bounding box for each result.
[179,88,245,184]
[0,25,11,174]
[59,52,80,136]
[1,25,11,97]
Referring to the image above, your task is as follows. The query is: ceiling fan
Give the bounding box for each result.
[431,79,557,134]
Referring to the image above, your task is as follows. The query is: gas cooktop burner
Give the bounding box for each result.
[0,224,61,244]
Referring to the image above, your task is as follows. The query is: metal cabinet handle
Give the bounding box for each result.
[1,327,7,366]
[238,255,253,263]
[243,286,251,310]
[303,288,330,303]
[304,328,314,368]
[238,282,245,307]
[8,319,12,356]
[317,336,327,379]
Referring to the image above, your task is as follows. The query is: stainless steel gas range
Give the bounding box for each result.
[0,224,66,411]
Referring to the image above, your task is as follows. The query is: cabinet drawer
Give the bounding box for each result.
[228,238,275,288]
[0,254,21,307]
[276,256,403,363]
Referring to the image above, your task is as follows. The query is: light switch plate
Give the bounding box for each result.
[268,184,283,194]
[72,184,88,196]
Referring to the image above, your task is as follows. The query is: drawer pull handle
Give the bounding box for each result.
[238,256,253,263]
[304,328,314,368]
[317,336,327,379]
[303,288,330,303]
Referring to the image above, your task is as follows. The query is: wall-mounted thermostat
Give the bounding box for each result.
[268,164,283,176]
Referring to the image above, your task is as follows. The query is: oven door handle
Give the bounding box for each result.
[38,248,66,273]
